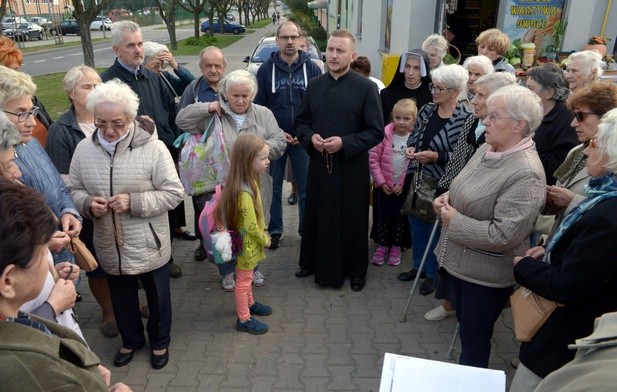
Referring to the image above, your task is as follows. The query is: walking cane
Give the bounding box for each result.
[399,217,441,323]
[445,322,460,360]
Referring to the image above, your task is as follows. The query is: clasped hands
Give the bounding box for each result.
[90,194,131,217]
[404,147,438,164]
[311,134,342,154]
[432,193,458,226]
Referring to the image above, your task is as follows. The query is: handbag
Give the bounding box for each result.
[174,115,230,196]
[510,285,562,342]
[67,237,98,272]
[400,161,438,223]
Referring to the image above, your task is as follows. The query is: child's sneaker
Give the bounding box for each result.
[371,246,388,266]
[249,301,272,316]
[221,273,235,292]
[236,317,268,334]
[387,246,402,266]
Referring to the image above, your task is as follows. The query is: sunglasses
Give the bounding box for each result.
[574,111,599,122]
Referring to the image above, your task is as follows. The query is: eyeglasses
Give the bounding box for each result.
[429,83,453,94]
[3,106,39,123]
[485,112,513,122]
[278,35,300,41]
[95,121,128,132]
[574,111,598,122]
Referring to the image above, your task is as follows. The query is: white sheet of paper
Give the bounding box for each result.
[379,353,506,392]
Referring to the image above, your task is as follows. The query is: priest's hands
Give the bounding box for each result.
[312,134,342,153]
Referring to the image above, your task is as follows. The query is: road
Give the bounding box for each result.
[20,26,196,76]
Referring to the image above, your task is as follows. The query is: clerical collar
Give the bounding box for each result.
[117,58,142,77]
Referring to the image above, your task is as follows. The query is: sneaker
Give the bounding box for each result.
[249,301,272,316]
[253,270,265,287]
[269,233,283,250]
[371,246,388,266]
[236,317,268,334]
[387,246,402,266]
[222,273,235,292]
[169,263,182,279]
[423,305,456,321]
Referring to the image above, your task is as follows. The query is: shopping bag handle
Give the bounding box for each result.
[173,115,217,148]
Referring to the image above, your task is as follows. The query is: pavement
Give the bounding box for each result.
[73,21,521,392]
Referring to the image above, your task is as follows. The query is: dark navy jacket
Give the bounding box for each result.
[254,50,322,134]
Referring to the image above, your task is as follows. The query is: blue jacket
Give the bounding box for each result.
[254,50,322,134]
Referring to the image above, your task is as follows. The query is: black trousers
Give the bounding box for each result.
[450,275,512,368]
[107,263,172,351]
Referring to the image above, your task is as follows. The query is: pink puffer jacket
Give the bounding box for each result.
[369,122,411,188]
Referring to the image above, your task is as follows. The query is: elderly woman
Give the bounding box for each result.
[526,64,578,186]
[433,85,546,368]
[0,65,82,264]
[0,113,84,342]
[510,108,617,391]
[143,41,195,98]
[0,37,53,146]
[565,50,603,91]
[69,79,184,370]
[424,72,517,322]
[398,64,472,295]
[143,41,198,254]
[0,178,131,391]
[475,28,515,74]
[176,69,286,290]
[459,55,493,108]
[44,65,119,338]
[545,82,617,236]
[422,34,449,69]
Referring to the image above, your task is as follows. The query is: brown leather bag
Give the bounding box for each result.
[510,286,562,342]
[67,237,98,272]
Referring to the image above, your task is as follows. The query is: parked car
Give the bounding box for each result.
[1,16,28,30]
[243,36,324,75]
[90,16,112,31]
[49,20,80,36]
[226,13,235,21]
[200,18,245,34]
[3,22,44,41]
[28,17,51,29]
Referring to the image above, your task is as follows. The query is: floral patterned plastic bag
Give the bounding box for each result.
[174,115,230,196]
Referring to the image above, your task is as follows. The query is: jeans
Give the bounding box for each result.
[408,216,440,278]
[268,144,308,236]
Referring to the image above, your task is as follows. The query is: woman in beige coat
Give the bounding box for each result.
[176,69,285,290]
[69,80,184,370]
[433,85,546,368]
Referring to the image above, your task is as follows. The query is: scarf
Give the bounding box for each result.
[544,174,617,263]
[97,126,131,156]
[4,311,51,334]
[553,142,589,186]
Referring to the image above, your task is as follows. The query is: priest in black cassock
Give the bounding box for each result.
[293,29,384,292]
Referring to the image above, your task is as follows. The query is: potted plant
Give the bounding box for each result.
[583,35,611,57]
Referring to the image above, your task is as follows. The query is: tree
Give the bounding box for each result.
[177,0,208,38]
[0,0,8,24]
[71,0,114,68]
[153,0,178,50]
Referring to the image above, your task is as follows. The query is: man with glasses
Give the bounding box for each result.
[254,21,322,252]
[101,21,182,278]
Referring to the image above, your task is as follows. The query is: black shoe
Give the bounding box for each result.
[269,233,283,250]
[350,277,366,292]
[194,245,207,261]
[169,263,183,279]
[174,230,197,241]
[151,349,169,370]
[287,193,298,205]
[397,269,426,282]
[295,268,314,278]
[113,347,139,367]
[419,278,435,296]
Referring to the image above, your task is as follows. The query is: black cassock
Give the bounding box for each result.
[293,70,384,287]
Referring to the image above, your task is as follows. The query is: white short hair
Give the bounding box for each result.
[219,70,258,103]
[596,108,617,173]
[487,85,543,137]
[431,64,469,91]
[86,79,140,119]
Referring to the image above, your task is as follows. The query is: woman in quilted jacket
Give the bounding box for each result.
[69,79,184,370]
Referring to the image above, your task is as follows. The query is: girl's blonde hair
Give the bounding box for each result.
[391,98,418,122]
[215,134,266,230]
